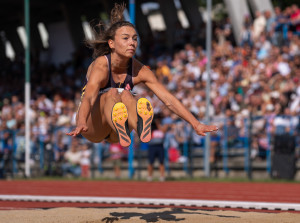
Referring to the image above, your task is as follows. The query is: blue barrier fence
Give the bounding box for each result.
[0,115,299,178]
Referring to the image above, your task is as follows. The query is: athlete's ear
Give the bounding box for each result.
[108,39,114,49]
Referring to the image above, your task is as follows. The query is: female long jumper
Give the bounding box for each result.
[67,4,218,147]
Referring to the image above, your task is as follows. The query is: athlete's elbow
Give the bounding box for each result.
[164,100,173,110]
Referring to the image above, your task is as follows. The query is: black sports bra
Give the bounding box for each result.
[99,54,134,92]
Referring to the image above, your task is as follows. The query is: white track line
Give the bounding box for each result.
[0,195,300,211]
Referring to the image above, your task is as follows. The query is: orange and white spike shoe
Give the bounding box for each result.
[136,98,154,143]
[111,102,131,147]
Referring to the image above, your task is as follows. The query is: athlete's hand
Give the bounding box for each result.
[194,123,218,136]
[66,124,88,136]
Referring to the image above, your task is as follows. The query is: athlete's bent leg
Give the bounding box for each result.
[81,89,121,143]
[102,88,122,130]
[103,89,132,147]
[136,98,154,143]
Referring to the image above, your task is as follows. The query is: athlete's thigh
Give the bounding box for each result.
[81,94,112,143]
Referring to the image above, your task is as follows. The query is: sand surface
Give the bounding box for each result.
[0,207,300,223]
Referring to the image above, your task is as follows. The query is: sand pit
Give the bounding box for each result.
[1,207,300,223]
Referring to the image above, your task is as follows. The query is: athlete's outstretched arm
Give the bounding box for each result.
[67,57,108,136]
[138,65,218,136]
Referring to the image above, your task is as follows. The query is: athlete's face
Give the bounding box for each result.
[109,26,138,57]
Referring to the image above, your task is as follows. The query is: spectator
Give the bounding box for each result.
[109,143,124,179]
[226,117,240,148]
[62,138,81,177]
[290,4,300,35]
[156,60,172,84]
[80,143,91,178]
[240,15,253,47]
[273,7,289,46]
[147,117,165,182]
[253,11,266,41]
[0,132,13,178]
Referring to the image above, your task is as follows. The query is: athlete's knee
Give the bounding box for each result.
[106,88,121,101]
[120,90,134,102]
[107,88,119,96]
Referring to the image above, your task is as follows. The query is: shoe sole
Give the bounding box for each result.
[136,98,154,143]
[111,102,131,147]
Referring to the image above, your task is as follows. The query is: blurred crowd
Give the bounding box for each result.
[0,4,300,178]
[142,5,300,159]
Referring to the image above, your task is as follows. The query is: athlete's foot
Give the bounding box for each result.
[111,102,131,147]
[136,98,154,143]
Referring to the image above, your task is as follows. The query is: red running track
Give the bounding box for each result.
[0,180,300,204]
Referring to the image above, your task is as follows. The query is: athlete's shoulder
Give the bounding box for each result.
[86,56,109,81]
[93,55,109,69]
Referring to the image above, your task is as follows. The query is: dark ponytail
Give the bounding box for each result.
[110,3,126,24]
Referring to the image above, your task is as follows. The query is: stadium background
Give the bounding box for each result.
[0,0,300,222]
